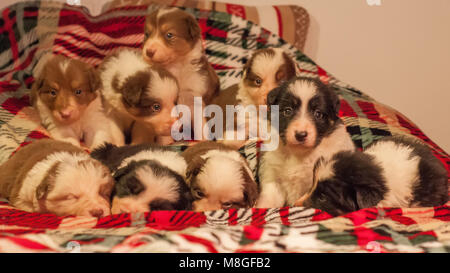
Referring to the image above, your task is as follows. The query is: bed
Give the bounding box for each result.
[0,1,448,253]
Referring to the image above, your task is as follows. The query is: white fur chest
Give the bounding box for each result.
[258,123,355,207]
[167,61,208,98]
[276,152,318,204]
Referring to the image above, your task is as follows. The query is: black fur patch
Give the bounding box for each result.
[305,151,388,216]
[91,143,173,171]
[367,135,448,207]
[267,77,341,146]
[91,143,193,210]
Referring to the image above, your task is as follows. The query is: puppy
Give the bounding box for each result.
[237,47,297,107]
[99,49,179,145]
[91,143,192,214]
[142,7,220,136]
[31,54,124,149]
[211,48,297,146]
[181,141,258,211]
[0,139,114,217]
[298,136,449,216]
[256,77,355,208]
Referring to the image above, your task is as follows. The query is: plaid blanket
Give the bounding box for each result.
[0,1,448,253]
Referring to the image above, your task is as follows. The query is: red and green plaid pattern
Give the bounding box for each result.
[0,1,448,252]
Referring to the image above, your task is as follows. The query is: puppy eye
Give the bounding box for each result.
[318,195,327,203]
[314,110,325,120]
[50,89,57,97]
[166,32,174,39]
[283,107,293,117]
[221,202,233,209]
[254,77,262,86]
[75,89,82,95]
[64,194,79,200]
[152,103,161,112]
[193,189,205,199]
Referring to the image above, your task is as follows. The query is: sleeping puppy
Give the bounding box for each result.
[181,141,258,211]
[91,143,192,214]
[256,77,355,208]
[297,136,449,216]
[31,54,124,149]
[142,7,220,136]
[211,48,297,146]
[0,139,114,217]
[99,49,179,145]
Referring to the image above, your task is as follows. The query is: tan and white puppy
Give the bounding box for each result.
[256,77,355,208]
[99,49,179,145]
[211,48,297,146]
[0,139,114,217]
[31,54,124,149]
[238,47,297,106]
[181,141,258,211]
[142,7,220,136]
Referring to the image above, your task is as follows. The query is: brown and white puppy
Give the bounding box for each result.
[237,47,297,107]
[211,48,297,146]
[99,49,179,145]
[91,143,192,214]
[181,141,258,211]
[31,54,124,149]
[0,139,114,217]
[256,77,355,208]
[142,7,220,137]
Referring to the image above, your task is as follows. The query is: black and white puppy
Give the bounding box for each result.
[298,136,449,216]
[256,77,355,208]
[91,143,192,213]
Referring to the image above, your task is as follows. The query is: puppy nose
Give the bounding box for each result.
[60,109,72,119]
[295,131,308,142]
[146,48,155,58]
[89,209,104,218]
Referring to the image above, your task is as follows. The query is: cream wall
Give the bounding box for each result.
[214,0,450,152]
[2,0,449,152]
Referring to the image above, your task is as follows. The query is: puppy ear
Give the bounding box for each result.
[36,182,49,200]
[185,15,201,41]
[331,89,341,117]
[185,156,206,185]
[120,72,150,107]
[242,56,252,76]
[122,83,143,107]
[113,164,132,182]
[87,66,101,92]
[113,163,146,196]
[176,176,194,210]
[30,77,44,106]
[267,86,282,106]
[322,83,340,117]
[36,162,59,200]
[126,176,145,195]
[241,166,258,208]
[91,143,118,165]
